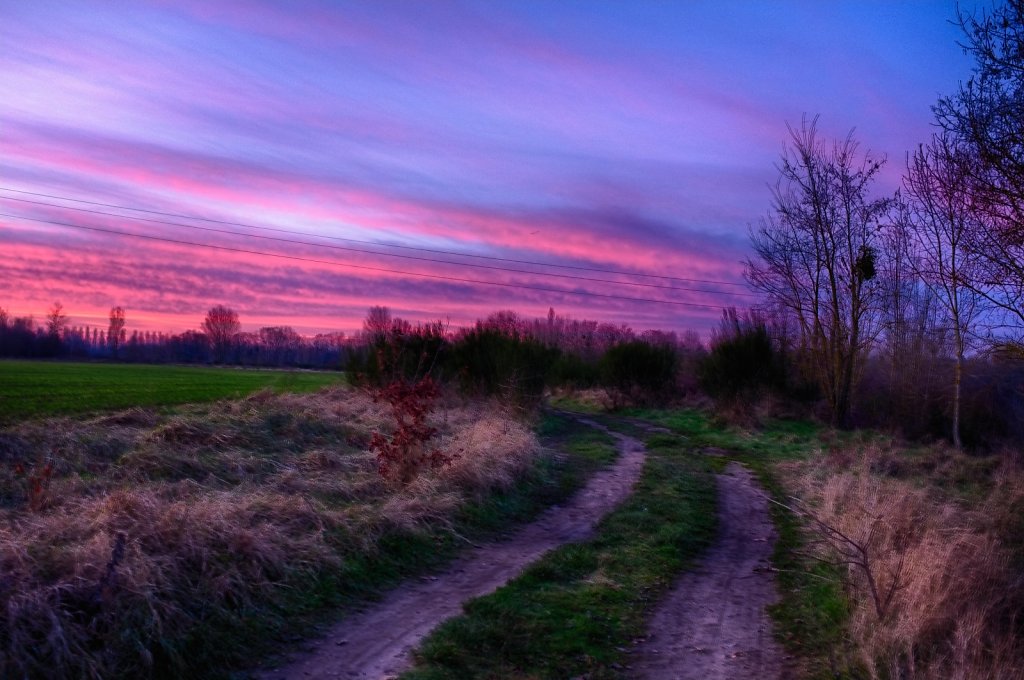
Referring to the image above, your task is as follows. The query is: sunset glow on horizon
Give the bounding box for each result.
[1,1,974,337]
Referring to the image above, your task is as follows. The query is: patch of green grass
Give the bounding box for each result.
[402,427,717,679]
[620,406,825,459]
[0,360,341,422]
[539,413,619,465]
[547,393,603,414]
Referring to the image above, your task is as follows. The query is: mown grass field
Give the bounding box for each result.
[0,360,342,422]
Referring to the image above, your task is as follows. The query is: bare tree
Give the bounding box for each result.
[362,306,392,344]
[45,302,68,339]
[936,0,1024,353]
[107,306,126,358]
[746,117,892,427]
[767,493,907,622]
[483,310,525,336]
[878,206,948,432]
[880,202,922,385]
[202,305,240,363]
[903,134,985,448]
[258,325,301,365]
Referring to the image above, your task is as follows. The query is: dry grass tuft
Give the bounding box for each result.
[0,387,540,678]
[784,442,1024,679]
[441,407,537,494]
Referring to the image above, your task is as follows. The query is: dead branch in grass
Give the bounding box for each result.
[766,493,908,620]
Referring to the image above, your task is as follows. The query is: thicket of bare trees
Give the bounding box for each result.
[0,303,349,368]
[746,117,891,427]
[744,2,1023,445]
[3,297,688,381]
[936,0,1024,353]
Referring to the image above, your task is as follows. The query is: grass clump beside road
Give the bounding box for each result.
[402,422,717,680]
[782,441,1024,679]
[455,413,620,535]
[0,360,341,422]
[0,390,610,679]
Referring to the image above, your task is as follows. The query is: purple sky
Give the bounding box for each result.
[0,1,976,336]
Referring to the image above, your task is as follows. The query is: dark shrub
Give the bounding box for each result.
[599,341,678,408]
[445,327,558,407]
[699,311,785,403]
[549,353,600,389]
[347,320,446,387]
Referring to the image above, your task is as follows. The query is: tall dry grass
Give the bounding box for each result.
[0,387,539,678]
[783,441,1024,679]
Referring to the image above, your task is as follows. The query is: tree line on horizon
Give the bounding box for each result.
[0,303,352,368]
[0,300,694,370]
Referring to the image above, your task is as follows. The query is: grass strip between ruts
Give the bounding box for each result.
[621,407,859,679]
[401,422,717,680]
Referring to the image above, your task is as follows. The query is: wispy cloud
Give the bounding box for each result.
[0,1,972,335]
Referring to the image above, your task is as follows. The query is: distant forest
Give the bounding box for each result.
[0,302,350,368]
[0,302,683,370]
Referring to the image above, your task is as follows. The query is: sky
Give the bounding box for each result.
[0,0,977,337]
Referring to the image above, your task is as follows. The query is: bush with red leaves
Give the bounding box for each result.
[369,376,454,484]
[14,460,53,512]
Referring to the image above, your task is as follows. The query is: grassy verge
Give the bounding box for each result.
[454,413,619,535]
[401,419,717,679]
[780,437,1024,678]
[744,460,856,678]
[0,359,341,422]
[0,392,616,679]
[233,412,622,676]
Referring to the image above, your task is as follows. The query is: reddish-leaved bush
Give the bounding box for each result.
[369,376,454,484]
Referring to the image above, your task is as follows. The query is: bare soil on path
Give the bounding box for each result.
[631,461,786,680]
[256,419,646,680]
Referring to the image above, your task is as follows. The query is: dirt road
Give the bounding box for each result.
[631,461,785,680]
[257,419,646,680]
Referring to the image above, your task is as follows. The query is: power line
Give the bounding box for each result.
[0,195,757,298]
[0,212,736,312]
[0,186,749,287]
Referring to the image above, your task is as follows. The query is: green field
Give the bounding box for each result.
[0,360,343,421]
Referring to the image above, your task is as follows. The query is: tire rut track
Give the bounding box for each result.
[631,461,785,680]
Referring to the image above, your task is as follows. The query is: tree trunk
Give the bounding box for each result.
[953,343,963,450]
